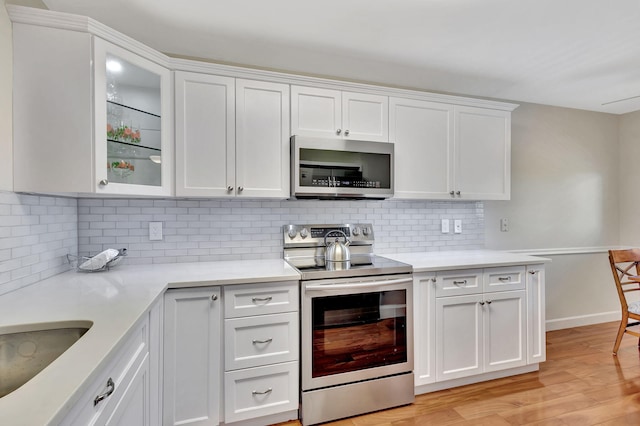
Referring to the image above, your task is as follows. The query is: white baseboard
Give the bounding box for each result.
[546,311,619,331]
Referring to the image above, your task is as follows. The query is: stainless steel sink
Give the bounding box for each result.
[0,321,92,398]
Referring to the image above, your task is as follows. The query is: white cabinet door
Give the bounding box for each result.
[390,98,453,199]
[163,287,222,426]
[104,353,150,426]
[175,72,235,197]
[342,91,389,142]
[483,290,527,373]
[291,86,341,138]
[526,265,546,364]
[453,106,510,200]
[236,79,290,198]
[291,86,389,141]
[435,294,483,381]
[413,273,436,386]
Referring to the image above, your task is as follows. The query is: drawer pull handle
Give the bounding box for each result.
[486,300,492,304]
[94,377,115,406]
[529,270,539,275]
[498,277,511,282]
[252,296,273,303]
[453,280,467,285]
[252,338,273,344]
[252,388,273,395]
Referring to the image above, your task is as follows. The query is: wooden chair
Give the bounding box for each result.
[608,249,640,355]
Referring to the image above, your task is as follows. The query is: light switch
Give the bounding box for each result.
[149,222,163,241]
[441,219,450,233]
[454,220,462,234]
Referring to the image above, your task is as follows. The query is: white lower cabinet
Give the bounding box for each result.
[62,301,160,426]
[163,287,222,426]
[162,282,299,426]
[223,282,299,425]
[415,264,543,392]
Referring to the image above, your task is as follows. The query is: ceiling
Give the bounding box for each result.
[41,0,640,114]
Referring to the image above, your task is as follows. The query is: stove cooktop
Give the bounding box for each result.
[285,254,412,281]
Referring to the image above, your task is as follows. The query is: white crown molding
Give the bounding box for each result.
[170,56,519,112]
[7,5,517,112]
[6,5,170,67]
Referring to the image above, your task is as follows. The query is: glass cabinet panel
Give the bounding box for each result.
[104,54,163,187]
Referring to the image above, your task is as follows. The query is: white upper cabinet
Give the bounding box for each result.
[175,74,289,198]
[236,79,290,198]
[454,106,511,200]
[390,98,453,199]
[175,72,235,197]
[291,86,389,142]
[12,23,172,196]
[391,98,511,200]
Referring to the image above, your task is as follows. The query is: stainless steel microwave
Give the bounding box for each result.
[290,135,394,199]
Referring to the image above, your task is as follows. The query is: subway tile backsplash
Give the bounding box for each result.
[0,191,77,295]
[0,193,484,293]
[78,198,484,264]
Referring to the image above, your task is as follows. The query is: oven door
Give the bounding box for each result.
[301,274,413,391]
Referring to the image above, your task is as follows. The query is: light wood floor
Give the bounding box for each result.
[279,321,640,425]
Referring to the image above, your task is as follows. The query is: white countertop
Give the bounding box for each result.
[0,250,548,424]
[383,250,550,272]
[0,259,299,426]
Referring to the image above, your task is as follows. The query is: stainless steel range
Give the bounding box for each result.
[284,223,414,426]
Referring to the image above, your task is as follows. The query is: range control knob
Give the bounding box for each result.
[362,227,371,236]
[287,228,297,239]
[300,228,309,239]
[352,227,361,236]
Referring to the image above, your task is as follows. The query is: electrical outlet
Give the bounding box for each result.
[500,218,509,232]
[441,219,450,233]
[149,222,163,241]
[454,219,462,234]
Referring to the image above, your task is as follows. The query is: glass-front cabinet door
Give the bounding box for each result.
[93,38,172,195]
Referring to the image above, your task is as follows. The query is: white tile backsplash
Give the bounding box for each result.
[77,198,484,264]
[0,191,77,295]
[0,193,484,293]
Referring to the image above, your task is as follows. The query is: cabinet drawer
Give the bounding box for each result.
[225,312,299,370]
[224,281,299,318]
[483,266,526,292]
[224,361,299,424]
[65,316,149,425]
[436,269,483,297]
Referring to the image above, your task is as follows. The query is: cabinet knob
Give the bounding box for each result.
[456,191,461,196]
[238,186,244,192]
[528,270,539,275]
[449,191,455,196]
[336,128,342,135]
[211,294,218,301]
[486,300,492,304]
[227,186,233,192]
[344,129,350,136]
[431,278,437,283]
[99,179,109,186]
[479,301,485,306]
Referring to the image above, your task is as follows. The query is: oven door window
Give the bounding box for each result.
[311,289,407,378]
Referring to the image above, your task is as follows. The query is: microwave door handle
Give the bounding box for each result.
[305,277,412,291]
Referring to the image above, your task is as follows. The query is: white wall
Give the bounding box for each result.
[0,1,12,191]
[485,102,621,329]
[618,109,640,245]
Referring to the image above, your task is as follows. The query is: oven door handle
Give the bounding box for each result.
[305,277,412,291]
